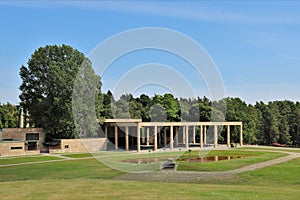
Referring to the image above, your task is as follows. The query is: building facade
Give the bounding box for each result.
[0,128,45,156]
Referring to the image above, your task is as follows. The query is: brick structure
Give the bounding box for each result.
[49,138,107,153]
[0,128,45,156]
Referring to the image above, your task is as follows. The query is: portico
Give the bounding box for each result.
[104,119,243,152]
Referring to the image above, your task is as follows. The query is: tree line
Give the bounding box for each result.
[1,94,300,146]
[101,92,300,146]
[2,44,296,147]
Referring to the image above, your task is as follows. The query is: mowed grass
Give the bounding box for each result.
[241,146,300,153]
[0,158,123,182]
[0,155,62,165]
[62,153,93,158]
[240,157,300,186]
[61,149,286,173]
[177,149,286,172]
[0,179,299,200]
[0,148,299,199]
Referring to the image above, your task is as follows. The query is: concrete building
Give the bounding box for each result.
[0,114,243,156]
[0,128,45,156]
[103,119,243,152]
[47,138,107,153]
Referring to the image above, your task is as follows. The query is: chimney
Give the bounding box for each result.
[19,106,24,128]
[25,111,29,128]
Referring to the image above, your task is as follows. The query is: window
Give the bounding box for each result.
[26,133,39,140]
[65,145,69,149]
[11,146,22,150]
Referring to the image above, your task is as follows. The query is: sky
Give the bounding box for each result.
[0,1,300,105]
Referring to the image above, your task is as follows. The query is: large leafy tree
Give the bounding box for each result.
[101,90,114,119]
[0,103,18,128]
[113,94,131,118]
[162,94,181,122]
[19,44,102,139]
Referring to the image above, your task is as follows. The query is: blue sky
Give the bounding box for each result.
[0,1,300,104]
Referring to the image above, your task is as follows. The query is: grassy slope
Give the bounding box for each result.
[0,179,299,200]
[0,155,62,165]
[240,157,300,186]
[177,149,286,171]
[0,149,299,199]
[240,146,300,153]
[0,158,123,182]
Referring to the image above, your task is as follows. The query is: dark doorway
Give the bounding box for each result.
[27,142,37,150]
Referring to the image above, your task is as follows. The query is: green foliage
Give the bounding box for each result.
[19,44,102,139]
[0,103,18,128]
[106,93,300,146]
[16,44,300,145]
[72,58,102,137]
[101,90,114,119]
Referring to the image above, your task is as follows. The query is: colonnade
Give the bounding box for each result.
[104,120,243,152]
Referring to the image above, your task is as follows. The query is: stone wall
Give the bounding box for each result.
[49,138,107,153]
[0,128,45,156]
[0,141,25,156]
[2,128,45,150]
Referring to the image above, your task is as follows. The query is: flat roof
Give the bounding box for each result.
[0,140,24,143]
[105,119,142,123]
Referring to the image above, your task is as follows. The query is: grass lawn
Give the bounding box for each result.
[239,157,300,186]
[60,149,286,173]
[240,146,300,153]
[0,158,123,182]
[0,155,62,165]
[62,153,93,158]
[0,179,299,200]
[177,149,286,172]
[0,148,299,199]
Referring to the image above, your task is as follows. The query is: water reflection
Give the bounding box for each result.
[189,155,245,162]
[123,155,245,164]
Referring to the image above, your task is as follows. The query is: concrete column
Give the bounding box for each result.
[164,127,167,147]
[158,128,161,145]
[183,126,186,144]
[142,127,145,144]
[25,111,29,128]
[114,126,118,150]
[131,128,134,146]
[154,126,157,151]
[19,108,24,128]
[170,126,173,150]
[125,126,129,151]
[214,125,218,148]
[192,126,196,144]
[185,125,189,149]
[137,125,141,152]
[146,128,150,146]
[104,126,108,138]
[203,126,207,145]
[200,125,203,149]
[214,156,218,161]
[227,125,230,147]
[240,124,243,146]
[175,127,178,147]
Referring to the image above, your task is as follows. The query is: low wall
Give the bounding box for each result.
[2,128,45,151]
[49,138,107,153]
[0,141,25,156]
